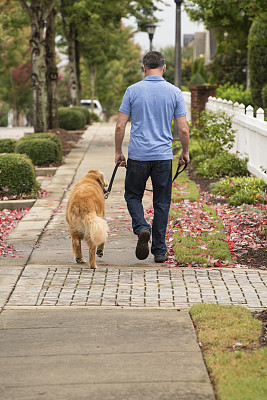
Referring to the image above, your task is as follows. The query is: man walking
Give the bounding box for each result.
[115,51,190,263]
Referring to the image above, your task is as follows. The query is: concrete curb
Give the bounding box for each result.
[0,199,36,211]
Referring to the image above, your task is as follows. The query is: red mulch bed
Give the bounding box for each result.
[186,166,267,270]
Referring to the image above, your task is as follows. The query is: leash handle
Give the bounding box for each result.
[172,160,188,183]
[104,162,121,199]
[145,160,188,193]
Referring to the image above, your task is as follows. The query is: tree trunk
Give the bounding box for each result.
[29,4,47,132]
[69,24,80,106]
[89,67,96,113]
[19,0,56,132]
[46,7,58,129]
[75,36,81,104]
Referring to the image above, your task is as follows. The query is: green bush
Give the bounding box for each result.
[0,153,37,196]
[189,73,206,86]
[15,138,59,166]
[0,138,17,153]
[262,84,267,118]
[262,84,267,108]
[0,113,8,127]
[197,59,207,82]
[217,83,253,108]
[58,107,86,130]
[195,152,249,178]
[89,112,100,122]
[211,176,267,206]
[71,106,91,124]
[190,110,236,159]
[19,133,62,162]
[248,16,267,107]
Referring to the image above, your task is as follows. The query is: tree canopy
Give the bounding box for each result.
[1,0,163,129]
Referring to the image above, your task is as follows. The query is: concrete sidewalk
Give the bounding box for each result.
[0,122,264,399]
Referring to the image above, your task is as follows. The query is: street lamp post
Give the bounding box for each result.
[146,23,157,51]
[174,0,183,89]
[173,0,183,140]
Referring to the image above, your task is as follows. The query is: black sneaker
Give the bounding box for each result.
[135,230,150,260]
[154,254,168,263]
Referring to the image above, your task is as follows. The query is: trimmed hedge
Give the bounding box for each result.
[0,153,37,196]
[0,138,17,153]
[19,132,62,162]
[58,107,86,130]
[71,106,91,124]
[15,138,59,166]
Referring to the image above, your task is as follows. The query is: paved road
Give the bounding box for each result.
[0,123,266,399]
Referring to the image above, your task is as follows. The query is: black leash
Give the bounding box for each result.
[104,162,122,199]
[172,160,188,182]
[104,160,188,198]
[145,160,188,192]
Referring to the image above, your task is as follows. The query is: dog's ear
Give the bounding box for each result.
[87,170,105,188]
[90,171,105,188]
[96,176,105,188]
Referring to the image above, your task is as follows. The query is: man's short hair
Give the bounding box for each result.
[143,51,165,70]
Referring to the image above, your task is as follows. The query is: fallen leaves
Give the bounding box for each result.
[215,204,267,258]
[0,208,29,256]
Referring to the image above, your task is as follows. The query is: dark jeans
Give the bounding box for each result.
[124,158,172,256]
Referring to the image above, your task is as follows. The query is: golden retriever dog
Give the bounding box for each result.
[66,170,108,269]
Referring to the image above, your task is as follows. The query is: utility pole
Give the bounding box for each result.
[174,0,183,88]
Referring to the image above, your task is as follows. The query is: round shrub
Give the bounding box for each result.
[71,106,91,124]
[0,138,17,153]
[58,107,86,130]
[0,153,37,196]
[19,133,62,162]
[15,138,58,166]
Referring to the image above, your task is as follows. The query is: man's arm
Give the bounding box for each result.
[176,116,190,165]
[115,112,129,166]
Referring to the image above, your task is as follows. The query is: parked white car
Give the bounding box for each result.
[81,99,104,121]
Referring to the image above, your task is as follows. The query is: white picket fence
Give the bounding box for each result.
[183,91,267,183]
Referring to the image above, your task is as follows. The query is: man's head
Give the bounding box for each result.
[143,51,166,76]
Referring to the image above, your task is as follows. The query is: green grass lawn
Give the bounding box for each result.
[171,158,233,266]
[190,304,267,400]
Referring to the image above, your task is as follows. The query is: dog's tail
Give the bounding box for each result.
[84,214,108,246]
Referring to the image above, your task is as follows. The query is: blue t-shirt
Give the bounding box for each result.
[119,76,186,161]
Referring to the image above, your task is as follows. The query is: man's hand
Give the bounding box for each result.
[179,151,190,165]
[115,152,126,167]
[176,116,190,165]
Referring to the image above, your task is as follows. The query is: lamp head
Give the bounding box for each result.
[145,23,157,36]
